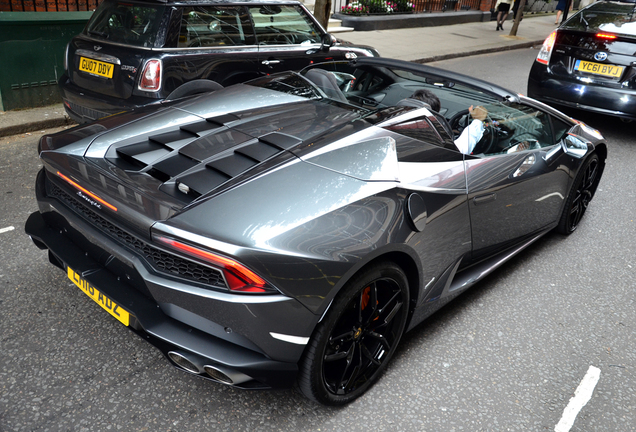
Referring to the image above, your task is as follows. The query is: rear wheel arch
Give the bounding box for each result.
[375,252,420,325]
[297,259,412,404]
[316,250,421,334]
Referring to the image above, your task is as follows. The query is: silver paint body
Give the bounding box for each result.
[26,59,607,388]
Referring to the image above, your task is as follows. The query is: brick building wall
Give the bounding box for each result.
[0,0,99,12]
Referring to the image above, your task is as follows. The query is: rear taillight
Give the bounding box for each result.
[63,43,69,71]
[596,33,616,40]
[57,171,118,212]
[153,235,275,294]
[537,31,557,65]
[139,59,162,91]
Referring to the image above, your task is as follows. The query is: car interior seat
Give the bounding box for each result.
[304,69,349,104]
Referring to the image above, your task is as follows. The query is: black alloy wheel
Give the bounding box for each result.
[298,262,409,405]
[557,153,601,235]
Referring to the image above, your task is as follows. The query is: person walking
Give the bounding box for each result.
[555,0,571,24]
[495,0,513,31]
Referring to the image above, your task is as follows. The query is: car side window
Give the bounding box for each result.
[249,5,321,46]
[178,6,255,48]
[551,116,571,143]
[86,1,166,47]
[376,111,462,161]
[479,103,556,156]
[385,115,444,147]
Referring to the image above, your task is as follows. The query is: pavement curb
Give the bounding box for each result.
[0,117,76,138]
[413,39,544,63]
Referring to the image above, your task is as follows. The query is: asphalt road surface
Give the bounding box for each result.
[1,47,634,431]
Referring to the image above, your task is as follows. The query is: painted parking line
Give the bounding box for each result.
[554,365,601,432]
[0,226,15,234]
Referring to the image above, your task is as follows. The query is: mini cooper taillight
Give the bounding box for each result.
[153,235,275,293]
[537,31,557,65]
[139,59,162,91]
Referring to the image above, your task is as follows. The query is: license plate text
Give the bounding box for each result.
[67,267,130,326]
[79,57,114,79]
[575,60,624,78]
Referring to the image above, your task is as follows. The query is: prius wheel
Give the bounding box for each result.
[557,153,601,235]
[298,262,409,405]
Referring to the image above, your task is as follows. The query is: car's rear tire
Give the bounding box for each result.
[298,262,409,405]
[556,153,601,235]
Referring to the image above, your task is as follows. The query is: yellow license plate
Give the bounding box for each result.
[79,57,114,78]
[67,267,130,326]
[575,60,624,78]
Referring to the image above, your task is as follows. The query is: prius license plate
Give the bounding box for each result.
[575,60,624,78]
[79,57,115,78]
[67,267,130,326]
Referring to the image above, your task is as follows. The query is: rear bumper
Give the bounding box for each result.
[58,74,162,124]
[24,169,313,389]
[528,62,636,120]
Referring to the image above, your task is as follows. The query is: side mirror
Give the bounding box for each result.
[563,134,589,159]
[320,33,336,52]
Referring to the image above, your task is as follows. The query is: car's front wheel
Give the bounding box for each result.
[298,262,409,405]
[557,153,601,235]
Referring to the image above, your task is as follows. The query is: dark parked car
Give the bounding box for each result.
[59,0,378,124]
[528,0,636,120]
[28,57,606,405]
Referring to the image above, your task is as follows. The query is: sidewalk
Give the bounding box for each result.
[0,13,556,138]
[0,103,73,138]
[338,13,556,62]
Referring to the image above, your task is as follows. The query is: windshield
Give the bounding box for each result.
[85,0,167,47]
[563,1,636,36]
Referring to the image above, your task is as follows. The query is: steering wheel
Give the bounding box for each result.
[448,109,495,154]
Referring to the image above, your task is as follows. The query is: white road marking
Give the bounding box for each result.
[0,226,15,234]
[554,365,601,432]
[536,192,565,202]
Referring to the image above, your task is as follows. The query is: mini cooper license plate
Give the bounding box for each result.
[67,267,130,326]
[79,57,114,79]
[575,60,624,78]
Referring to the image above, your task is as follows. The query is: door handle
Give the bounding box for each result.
[473,193,496,205]
[262,59,281,66]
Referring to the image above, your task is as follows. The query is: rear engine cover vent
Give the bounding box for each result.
[108,114,303,201]
[109,119,227,172]
[172,137,286,198]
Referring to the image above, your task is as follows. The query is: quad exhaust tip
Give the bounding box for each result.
[168,351,200,374]
[203,365,234,384]
[167,351,253,385]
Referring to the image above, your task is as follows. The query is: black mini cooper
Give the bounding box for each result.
[58,0,378,124]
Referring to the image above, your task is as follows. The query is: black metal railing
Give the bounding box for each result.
[523,0,559,13]
[0,0,100,12]
[333,0,483,15]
